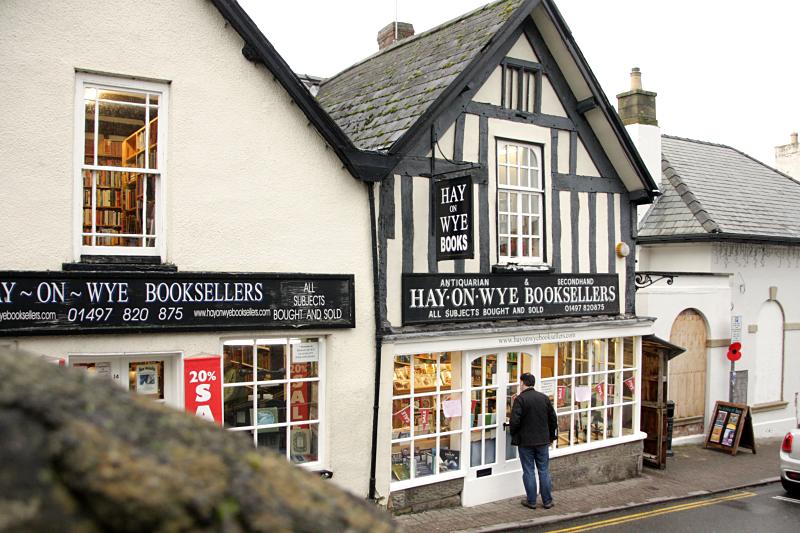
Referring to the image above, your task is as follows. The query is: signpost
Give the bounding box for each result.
[0,272,354,335]
[729,315,743,402]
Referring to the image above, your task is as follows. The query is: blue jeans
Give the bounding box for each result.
[518,445,553,506]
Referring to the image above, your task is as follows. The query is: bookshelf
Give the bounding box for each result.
[83,117,157,246]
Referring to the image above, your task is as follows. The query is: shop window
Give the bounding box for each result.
[222,338,322,466]
[76,73,166,257]
[497,141,544,264]
[391,352,463,483]
[540,338,638,449]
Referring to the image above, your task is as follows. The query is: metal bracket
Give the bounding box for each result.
[634,273,675,290]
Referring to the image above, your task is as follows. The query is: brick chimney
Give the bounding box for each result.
[776,132,800,180]
[617,68,661,224]
[377,22,414,50]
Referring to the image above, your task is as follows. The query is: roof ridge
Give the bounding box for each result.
[661,154,721,234]
[321,0,509,87]
[663,133,800,188]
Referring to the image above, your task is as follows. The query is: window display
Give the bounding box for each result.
[540,338,638,449]
[223,337,321,465]
[391,352,463,483]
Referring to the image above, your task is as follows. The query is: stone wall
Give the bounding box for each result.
[389,440,643,514]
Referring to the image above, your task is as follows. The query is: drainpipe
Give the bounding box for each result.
[366,181,384,501]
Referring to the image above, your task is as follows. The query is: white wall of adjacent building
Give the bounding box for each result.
[0,0,376,496]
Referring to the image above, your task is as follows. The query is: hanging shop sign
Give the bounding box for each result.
[184,356,223,426]
[402,273,619,325]
[0,271,354,335]
[434,175,473,261]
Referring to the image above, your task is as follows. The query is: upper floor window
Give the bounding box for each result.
[497,140,544,264]
[76,73,167,257]
[501,59,541,114]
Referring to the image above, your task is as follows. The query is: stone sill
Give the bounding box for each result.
[751,401,789,414]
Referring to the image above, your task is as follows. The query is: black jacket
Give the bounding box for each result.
[509,387,558,447]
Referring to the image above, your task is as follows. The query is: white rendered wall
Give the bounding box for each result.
[625,123,661,224]
[0,0,376,496]
[639,241,800,437]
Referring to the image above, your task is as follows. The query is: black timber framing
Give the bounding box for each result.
[571,191,580,272]
[465,102,574,131]
[453,114,467,274]
[569,131,577,174]
[607,193,616,274]
[388,0,543,158]
[522,20,620,182]
[401,176,414,273]
[479,116,490,273]
[576,97,598,115]
[378,176,395,322]
[620,198,635,314]
[539,0,657,196]
[550,129,561,272]
[553,174,628,194]
[588,192,597,274]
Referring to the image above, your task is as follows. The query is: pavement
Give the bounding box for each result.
[395,437,783,532]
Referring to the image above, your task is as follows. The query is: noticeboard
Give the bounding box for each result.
[704,401,756,456]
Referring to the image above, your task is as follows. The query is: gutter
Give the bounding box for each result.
[637,233,800,246]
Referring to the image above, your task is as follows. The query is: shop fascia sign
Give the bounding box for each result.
[402,273,619,325]
[0,271,354,335]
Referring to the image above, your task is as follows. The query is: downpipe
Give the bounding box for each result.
[366,182,383,502]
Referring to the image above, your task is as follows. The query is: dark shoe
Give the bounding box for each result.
[543,501,554,509]
[520,500,536,509]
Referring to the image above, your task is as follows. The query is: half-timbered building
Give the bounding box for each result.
[318,0,659,509]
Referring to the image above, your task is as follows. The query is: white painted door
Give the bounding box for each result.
[462,349,537,507]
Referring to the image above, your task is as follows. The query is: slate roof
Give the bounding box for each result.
[316,0,524,152]
[639,135,800,240]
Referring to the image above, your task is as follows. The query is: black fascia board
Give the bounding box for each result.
[386,0,543,159]
[540,0,658,200]
[211,0,392,182]
[637,233,800,246]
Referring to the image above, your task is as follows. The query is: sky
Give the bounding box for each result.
[239,0,800,166]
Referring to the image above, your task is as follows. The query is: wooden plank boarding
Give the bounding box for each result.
[704,401,756,456]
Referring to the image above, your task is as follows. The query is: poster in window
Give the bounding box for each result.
[136,364,159,395]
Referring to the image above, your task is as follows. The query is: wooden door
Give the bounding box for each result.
[668,309,707,424]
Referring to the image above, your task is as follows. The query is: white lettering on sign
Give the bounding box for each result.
[194,404,215,421]
[440,183,467,204]
[293,342,319,363]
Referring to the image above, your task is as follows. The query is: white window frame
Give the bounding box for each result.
[73,72,168,260]
[390,351,465,489]
[221,337,326,471]
[496,139,545,265]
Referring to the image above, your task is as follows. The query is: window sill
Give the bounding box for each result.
[492,263,552,274]
[750,401,789,414]
[63,256,177,272]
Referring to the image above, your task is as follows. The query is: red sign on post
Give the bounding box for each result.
[727,342,742,362]
[184,356,223,426]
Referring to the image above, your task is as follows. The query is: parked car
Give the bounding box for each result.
[780,429,800,496]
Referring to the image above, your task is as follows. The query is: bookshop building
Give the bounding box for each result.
[315,0,660,509]
[0,0,380,495]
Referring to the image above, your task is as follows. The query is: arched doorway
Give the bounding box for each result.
[755,300,784,404]
[668,309,708,436]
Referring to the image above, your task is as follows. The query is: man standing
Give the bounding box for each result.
[509,372,557,510]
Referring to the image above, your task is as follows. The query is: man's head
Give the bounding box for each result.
[520,373,536,390]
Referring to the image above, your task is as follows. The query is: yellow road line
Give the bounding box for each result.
[545,491,757,533]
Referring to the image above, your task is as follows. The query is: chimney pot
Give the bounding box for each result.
[378,22,414,50]
[630,67,642,90]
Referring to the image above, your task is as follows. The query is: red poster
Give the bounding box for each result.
[394,405,411,426]
[184,356,223,426]
[290,363,309,421]
[420,407,431,433]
